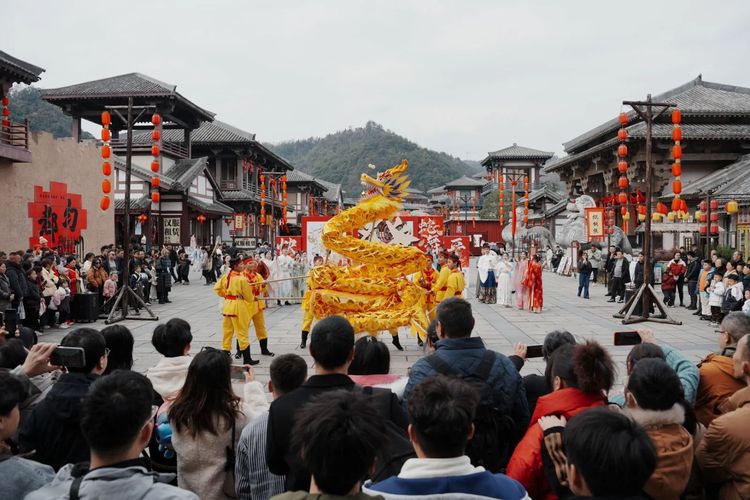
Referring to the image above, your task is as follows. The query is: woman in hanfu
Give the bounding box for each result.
[496,253,514,307]
[513,251,529,310]
[523,254,544,313]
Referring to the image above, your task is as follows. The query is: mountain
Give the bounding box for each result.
[267,121,481,195]
[7,85,94,139]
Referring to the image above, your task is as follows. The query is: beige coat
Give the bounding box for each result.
[696,386,750,500]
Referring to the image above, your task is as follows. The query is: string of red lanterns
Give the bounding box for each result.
[670,109,685,219]
[260,174,266,225]
[99,111,112,211]
[604,204,615,235]
[281,175,288,230]
[150,113,162,204]
[498,170,505,226]
[617,112,629,206]
[523,175,530,227]
[471,191,476,228]
[2,96,10,129]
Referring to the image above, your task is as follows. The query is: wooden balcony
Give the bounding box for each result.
[0,120,32,163]
[111,139,189,159]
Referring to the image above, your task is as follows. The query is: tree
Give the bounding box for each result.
[7,85,93,139]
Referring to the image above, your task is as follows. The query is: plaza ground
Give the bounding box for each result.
[42,267,718,396]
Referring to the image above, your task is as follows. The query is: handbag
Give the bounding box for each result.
[17,301,25,320]
[222,419,237,498]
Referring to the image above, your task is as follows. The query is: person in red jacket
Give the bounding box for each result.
[667,252,687,307]
[506,341,615,500]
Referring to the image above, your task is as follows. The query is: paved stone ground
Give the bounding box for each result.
[42,264,717,398]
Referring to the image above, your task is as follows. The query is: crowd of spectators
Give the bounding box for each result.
[1,294,749,499]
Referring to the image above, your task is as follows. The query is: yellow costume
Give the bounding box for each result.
[214,270,256,352]
[445,269,466,299]
[243,271,268,341]
[432,266,451,303]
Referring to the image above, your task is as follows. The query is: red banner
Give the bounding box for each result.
[276,236,303,254]
[27,182,88,252]
[441,236,470,269]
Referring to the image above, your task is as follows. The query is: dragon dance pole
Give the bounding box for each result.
[511,181,518,260]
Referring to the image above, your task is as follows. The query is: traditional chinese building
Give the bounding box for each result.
[481,143,555,191]
[0,50,113,253]
[285,169,329,227]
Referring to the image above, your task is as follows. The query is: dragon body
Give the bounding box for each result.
[304,160,431,334]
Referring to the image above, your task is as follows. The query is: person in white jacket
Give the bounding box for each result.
[708,271,726,325]
[169,348,268,500]
[146,318,195,402]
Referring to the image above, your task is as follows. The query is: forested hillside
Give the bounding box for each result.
[8,85,93,139]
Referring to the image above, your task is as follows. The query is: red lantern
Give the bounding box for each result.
[672,144,682,159]
[671,198,681,211]
[151,176,160,188]
[101,111,111,126]
[101,144,111,159]
[151,113,162,126]
[618,176,628,189]
[151,161,160,173]
[637,205,646,215]
[710,212,719,222]
[672,180,682,194]
[101,128,111,141]
[656,202,668,215]
[619,112,628,125]
[672,108,682,124]
[152,129,161,141]
[151,145,161,157]
[671,163,682,177]
[700,214,707,223]
[618,128,628,141]
[699,226,707,235]
[100,196,111,211]
[102,162,112,176]
[197,214,207,223]
[700,200,707,211]
[151,192,161,204]
[620,206,627,216]
[710,199,719,210]
[618,161,628,173]
[672,127,682,141]
[102,179,111,194]
[618,144,628,157]
[225,217,233,226]
[523,208,529,215]
[1,96,8,106]
[680,199,688,212]
[618,192,628,204]
[711,224,719,234]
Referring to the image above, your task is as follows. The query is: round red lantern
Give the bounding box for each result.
[710,199,719,210]
[152,130,161,141]
[102,179,112,194]
[673,180,682,194]
[618,144,628,157]
[151,145,161,157]
[101,111,111,126]
[151,161,160,173]
[671,163,682,177]
[101,144,111,159]
[224,217,233,226]
[101,128,111,142]
[680,199,688,212]
[618,161,628,173]
[619,112,628,125]
[1,96,8,106]
[100,196,110,211]
[151,192,161,204]
[672,108,682,124]
[672,145,682,159]
[151,113,162,126]
[672,127,682,141]
[151,176,160,188]
[671,198,681,211]
[711,224,719,234]
[618,176,628,189]
[710,212,719,222]
[618,192,628,204]
[656,202,668,215]
[700,200,707,211]
[618,128,628,141]
[700,214,707,223]
[699,226,707,235]
[523,208,529,215]
[102,162,112,176]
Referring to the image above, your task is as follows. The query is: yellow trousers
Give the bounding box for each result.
[250,310,268,340]
[302,306,314,332]
[222,315,250,351]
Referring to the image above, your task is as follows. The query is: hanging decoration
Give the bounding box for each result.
[137,213,148,225]
[260,174,266,225]
[150,113,162,204]
[498,170,505,226]
[281,174,288,230]
[616,112,629,209]
[100,111,112,211]
[471,191,476,228]
[605,204,615,235]
[197,214,207,224]
[670,108,683,219]
[511,180,518,242]
[523,175,530,227]
[2,95,10,128]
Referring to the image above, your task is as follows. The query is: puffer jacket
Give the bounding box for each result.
[694,348,745,426]
[403,337,529,429]
[41,267,59,297]
[25,461,198,499]
[506,387,607,500]
[625,404,694,500]
[5,260,28,302]
[0,272,12,311]
[696,386,750,500]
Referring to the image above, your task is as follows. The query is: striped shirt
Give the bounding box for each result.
[235,410,286,500]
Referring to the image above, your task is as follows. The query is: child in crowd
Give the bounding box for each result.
[48,277,73,329]
[708,271,725,325]
[103,272,118,300]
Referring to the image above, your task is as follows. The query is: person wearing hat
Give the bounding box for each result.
[444,254,466,299]
[214,256,259,365]
[243,258,274,356]
[431,250,452,303]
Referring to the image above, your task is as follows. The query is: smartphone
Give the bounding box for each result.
[3,309,17,335]
[50,346,86,368]
[614,331,642,346]
[526,345,545,358]
[230,364,249,381]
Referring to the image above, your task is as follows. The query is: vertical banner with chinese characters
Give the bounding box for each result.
[441,236,470,269]
[27,182,88,252]
[163,217,181,244]
[585,207,605,241]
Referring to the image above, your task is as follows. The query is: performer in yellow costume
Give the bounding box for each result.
[214,257,259,365]
[411,261,439,346]
[444,254,466,299]
[432,250,452,303]
[243,258,275,357]
[300,254,325,349]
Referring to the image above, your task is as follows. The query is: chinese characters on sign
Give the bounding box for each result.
[163,217,181,244]
[27,182,88,252]
[585,207,605,241]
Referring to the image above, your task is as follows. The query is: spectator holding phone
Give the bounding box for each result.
[18,328,108,470]
[169,348,268,500]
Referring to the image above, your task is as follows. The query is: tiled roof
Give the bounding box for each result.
[114,195,151,211]
[564,76,750,153]
[545,122,750,173]
[426,185,446,194]
[187,194,233,215]
[544,198,569,217]
[113,156,209,192]
[406,187,424,194]
[520,186,565,204]
[221,189,259,201]
[0,49,44,84]
[680,154,750,196]
[318,179,342,203]
[444,175,487,188]
[285,169,316,183]
[482,143,554,164]
[132,120,255,145]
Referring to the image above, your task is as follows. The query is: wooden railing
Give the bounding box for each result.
[0,120,29,149]
[111,139,189,159]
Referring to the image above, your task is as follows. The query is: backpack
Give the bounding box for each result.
[722,288,744,313]
[426,350,515,473]
[353,385,416,483]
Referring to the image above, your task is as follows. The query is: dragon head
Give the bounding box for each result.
[360,160,411,202]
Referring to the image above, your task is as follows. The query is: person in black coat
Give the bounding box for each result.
[18,328,107,471]
[684,251,701,310]
[22,268,42,332]
[5,252,28,309]
[266,316,407,492]
[607,250,630,303]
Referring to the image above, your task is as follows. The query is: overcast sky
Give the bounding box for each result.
[6,0,750,160]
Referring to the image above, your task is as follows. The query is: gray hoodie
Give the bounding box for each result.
[24,463,197,500]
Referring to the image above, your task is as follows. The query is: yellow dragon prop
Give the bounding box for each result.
[304,160,431,335]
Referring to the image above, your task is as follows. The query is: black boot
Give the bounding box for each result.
[222,350,232,357]
[391,334,404,351]
[234,340,242,359]
[241,347,260,366]
[300,331,309,349]
[260,338,275,356]
[417,335,424,347]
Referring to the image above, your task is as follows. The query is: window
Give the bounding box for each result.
[220,157,238,189]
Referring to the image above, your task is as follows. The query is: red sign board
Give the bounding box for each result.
[27,182,88,252]
[441,235,470,269]
[276,236,303,254]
